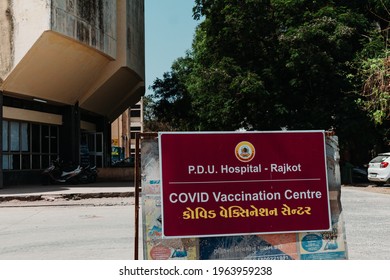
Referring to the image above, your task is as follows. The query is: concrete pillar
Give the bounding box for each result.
[103,117,111,167]
[61,103,81,165]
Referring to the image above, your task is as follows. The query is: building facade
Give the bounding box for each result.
[0,0,145,186]
[111,99,143,162]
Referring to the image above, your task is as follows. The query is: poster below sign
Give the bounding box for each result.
[159,131,331,238]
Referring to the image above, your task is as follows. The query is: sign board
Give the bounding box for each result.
[159,131,331,238]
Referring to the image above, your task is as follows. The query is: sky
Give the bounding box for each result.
[145,0,199,96]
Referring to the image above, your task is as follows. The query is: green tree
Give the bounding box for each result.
[146,56,198,131]
[147,0,389,162]
[347,0,390,152]
[190,0,283,130]
[353,0,389,126]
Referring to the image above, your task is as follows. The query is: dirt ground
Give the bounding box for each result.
[342,183,390,195]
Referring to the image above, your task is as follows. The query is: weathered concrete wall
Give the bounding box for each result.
[1,0,145,121]
[10,0,51,68]
[0,0,51,80]
[126,0,145,79]
[51,0,116,58]
[1,0,117,80]
[0,0,13,80]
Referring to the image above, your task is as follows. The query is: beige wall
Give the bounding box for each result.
[0,0,14,79]
[0,0,145,122]
[0,0,51,79]
[3,106,62,125]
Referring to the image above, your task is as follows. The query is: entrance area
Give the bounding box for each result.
[81,132,104,168]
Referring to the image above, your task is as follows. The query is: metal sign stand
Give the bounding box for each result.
[134,132,158,260]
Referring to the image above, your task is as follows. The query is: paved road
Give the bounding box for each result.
[341,187,390,260]
[0,197,140,260]
[0,187,389,260]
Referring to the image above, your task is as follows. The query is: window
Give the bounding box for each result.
[130,126,141,139]
[130,109,141,118]
[2,121,8,151]
[2,120,59,170]
[10,122,20,151]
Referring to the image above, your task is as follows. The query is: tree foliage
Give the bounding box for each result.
[146,0,390,162]
[352,0,390,125]
[356,50,389,125]
[146,57,196,131]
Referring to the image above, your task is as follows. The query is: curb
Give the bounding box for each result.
[0,191,134,202]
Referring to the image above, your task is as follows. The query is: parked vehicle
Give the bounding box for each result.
[367,152,390,186]
[352,166,368,183]
[78,165,98,184]
[341,162,368,184]
[41,159,83,185]
[112,155,135,167]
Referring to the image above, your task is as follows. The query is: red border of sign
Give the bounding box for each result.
[159,131,331,238]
